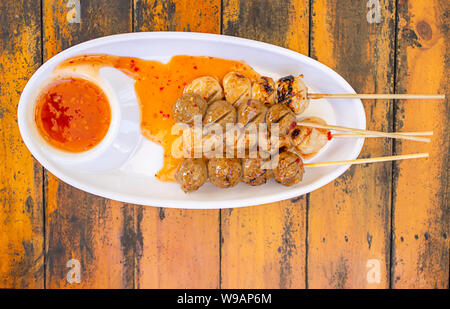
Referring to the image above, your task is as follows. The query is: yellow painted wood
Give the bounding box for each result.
[0,0,44,288]
[221,200,307,288]
[308,0,395,288]
[392,0,449,288]
[135,208,220,288]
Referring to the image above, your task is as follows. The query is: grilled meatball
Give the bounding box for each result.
[178,128,224,160]
[266,104,297,137]
[183,76,224,104]
[234,100,266,151]
[272,151,304,186]
[203,100,236,132]
[276,75,309,115]
[234,131,258,152]
[251,76,276,106]
[174,126,196,159]
[291,117,330,158]
[175,158,208,193]
[256,128,294,157]
[224,130,259,158]
[207,158,242,188]
[172,93,207,125]
[237,99,267,127]
[273,135,293,152]
[242,157,271,186]
[202,133,225,159]
[223,72,252,107]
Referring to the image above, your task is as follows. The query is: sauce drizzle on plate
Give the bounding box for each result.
[56,54,259,181]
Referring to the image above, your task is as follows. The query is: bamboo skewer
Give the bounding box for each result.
[307,93,445,100]
[296,121,431,143]
[332,131,434,138]
[304,153,429,168]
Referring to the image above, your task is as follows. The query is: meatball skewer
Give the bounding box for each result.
[276,75,310,115]
[291,116,432,159]
[173,73,434,193]
[241,150,272,186]
[251,76,276,107]
[207,158,242,188]
[275,75,444,117]
[175,158,208,193]
[223,72,252,107]
[172,93,207,125]
[265,103,297,138]
[183,76,224,104]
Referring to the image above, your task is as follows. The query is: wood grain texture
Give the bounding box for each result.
[0,0,448,289]
[221,0,309,288]
[135,0,220,33]
[392,0,449,288]
[0,0,44,288]
[221,199,307,288]
[133,0,221,288]
[134,208,220,288]
[308,0,395,288]
[43,0,135,288]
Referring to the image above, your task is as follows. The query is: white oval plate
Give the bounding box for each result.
[18,32,365,209]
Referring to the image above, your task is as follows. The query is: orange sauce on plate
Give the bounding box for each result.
[55,54,259,181]
[35,77,111,153]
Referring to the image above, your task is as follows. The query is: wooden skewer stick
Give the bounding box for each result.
[307,93,445,100]
[333,131,434,138]
[296,121,431,142]
[304,153,429,168]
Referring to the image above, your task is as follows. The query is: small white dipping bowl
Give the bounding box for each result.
[18,67,141,172]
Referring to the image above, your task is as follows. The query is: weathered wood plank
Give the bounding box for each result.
[221,0,309,288]
[135,0,220,32]
[308,0,395,288]
[43,0,135,288]
[134,208,220,288]
[392,0,449,288]
[133,0,221,288]
[0,0,44,288]
[221,200,307,288]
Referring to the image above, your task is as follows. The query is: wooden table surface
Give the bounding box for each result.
[0,0,448,289]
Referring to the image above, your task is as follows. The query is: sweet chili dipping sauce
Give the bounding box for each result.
[55,55,259,180]
[35,77,111,152]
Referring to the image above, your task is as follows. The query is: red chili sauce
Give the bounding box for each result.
[34,77,111,153]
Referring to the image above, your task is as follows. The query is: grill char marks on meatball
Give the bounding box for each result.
[272,151,304,186]
[235,100,268,151]
[172,93,207,125]
[266,103,297,137]
[223,72,252,107]
[237,99,267,127]
[252,76,276,107]
[276,75,310,115]
[207,158,242,188]
[176,158,208,193]
[203,100,237,132]
[242,157,271,186]
[183,76,224,104]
